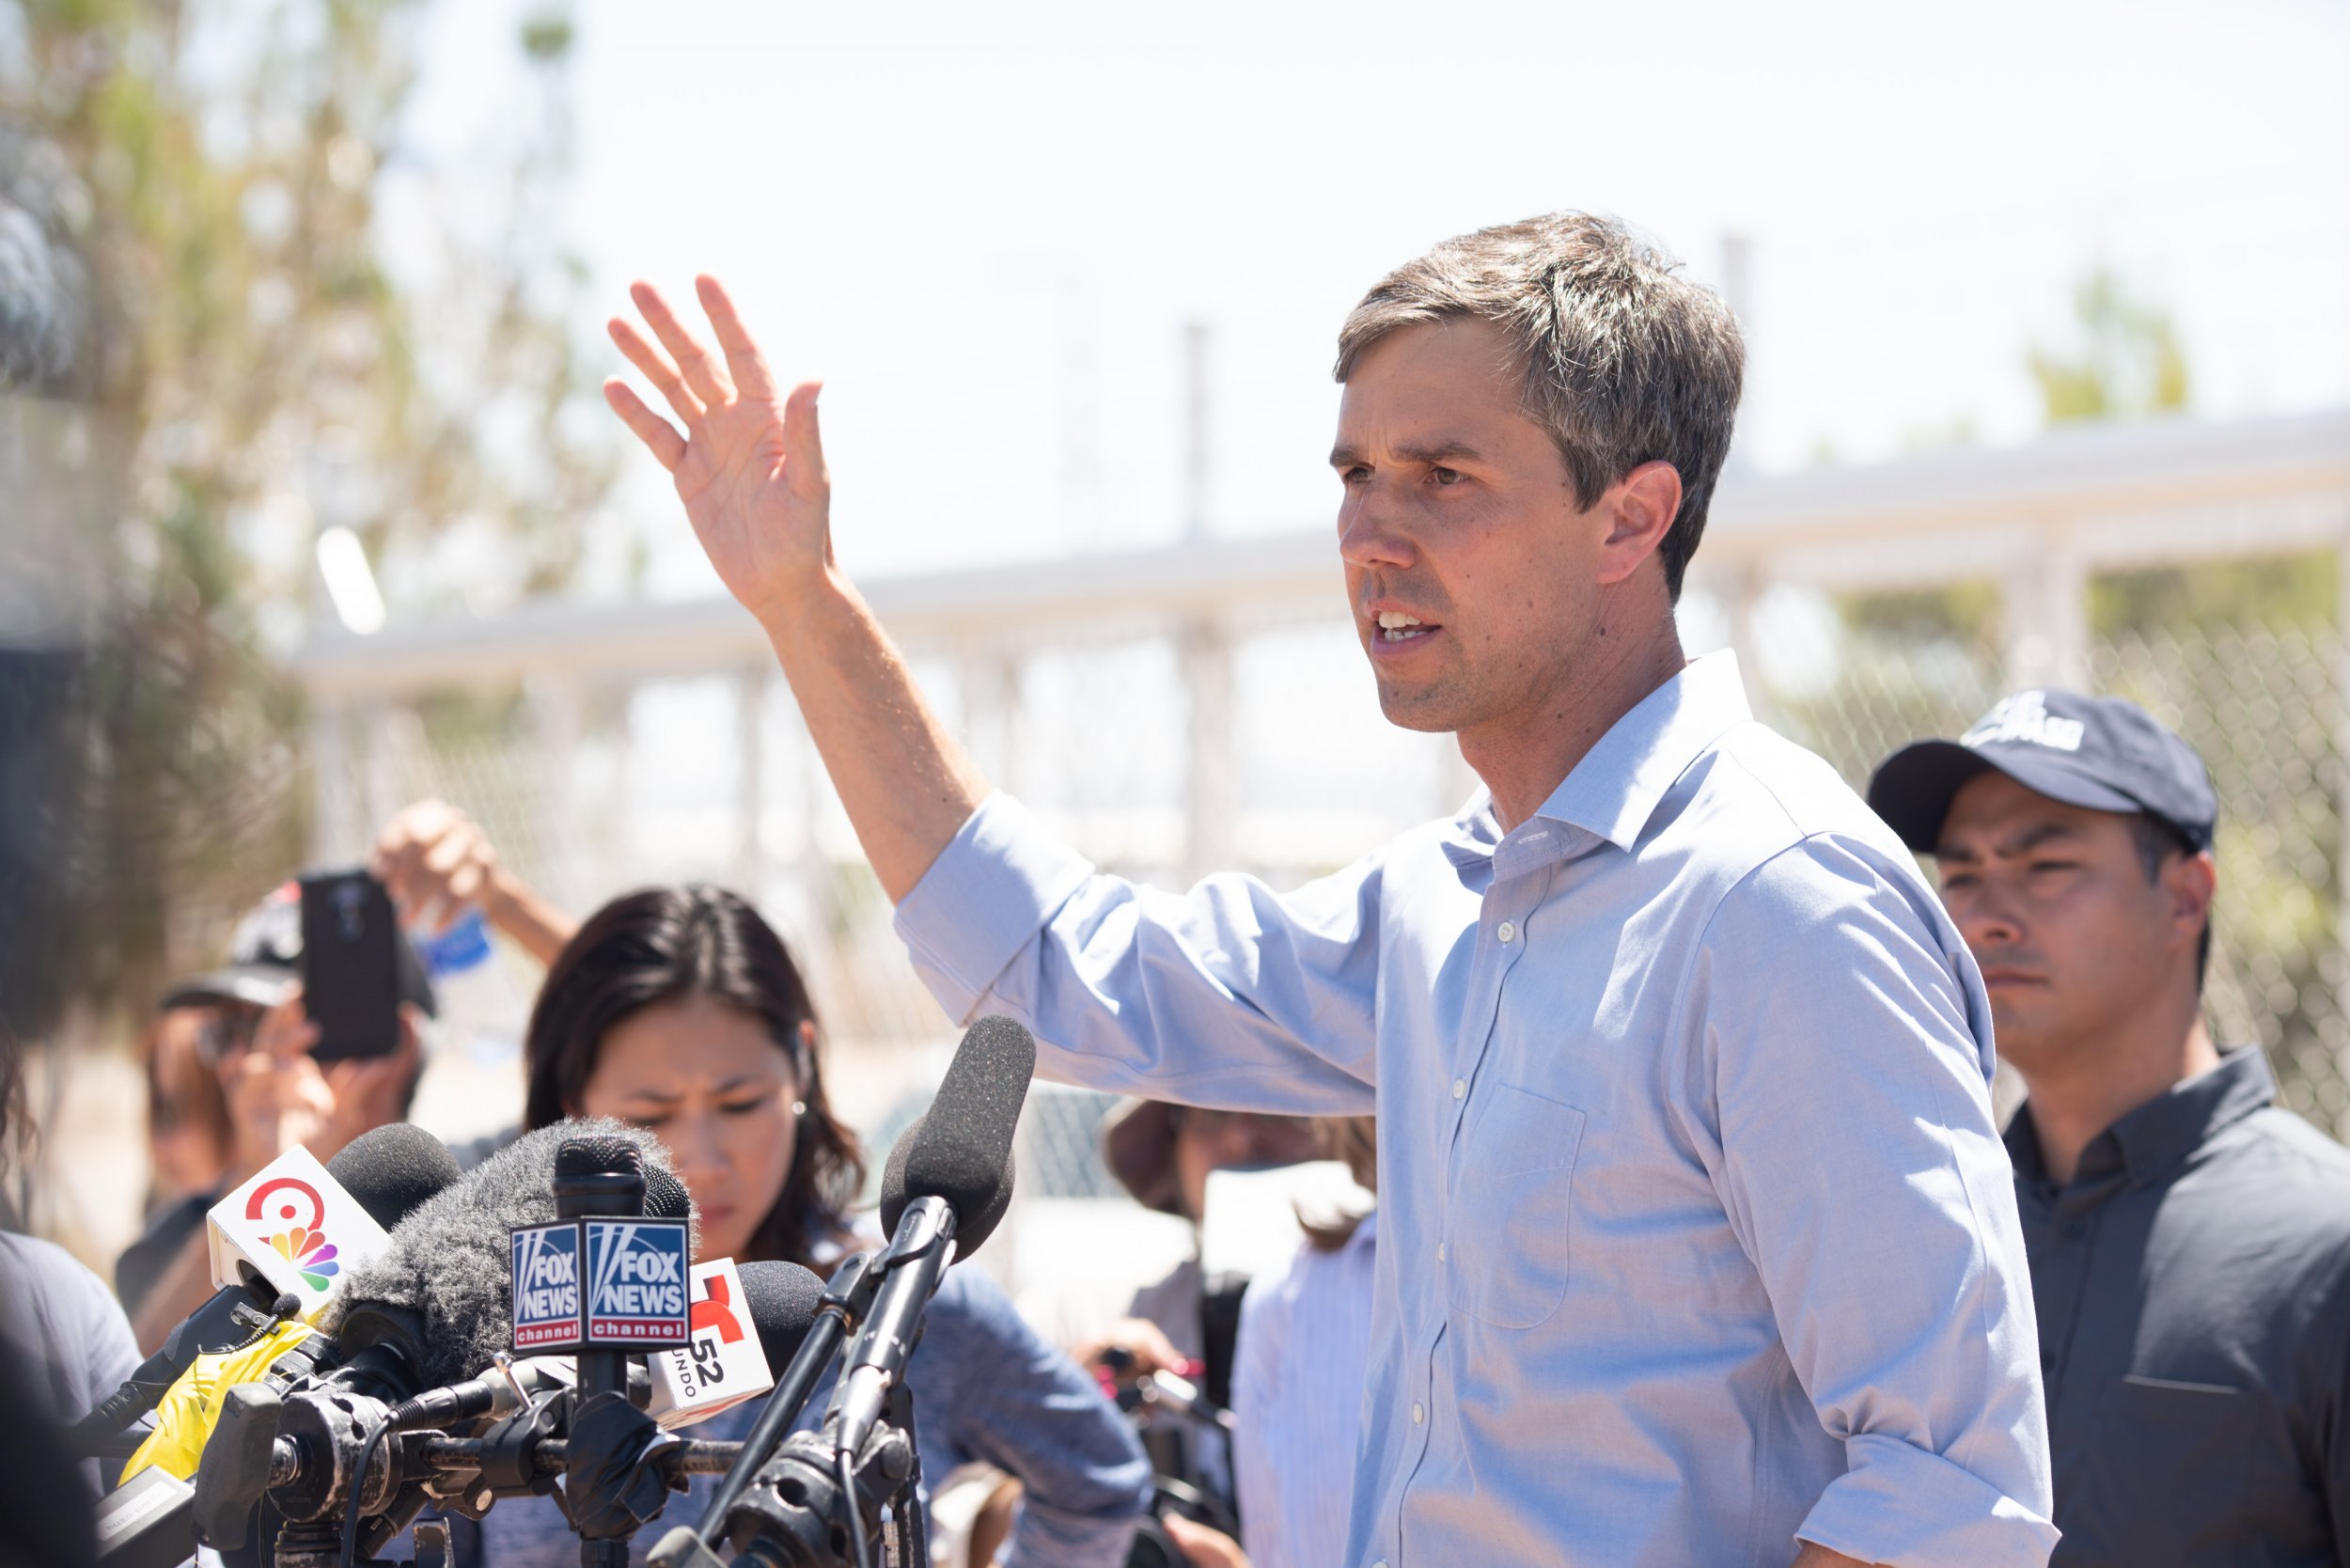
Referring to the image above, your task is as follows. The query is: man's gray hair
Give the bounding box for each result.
[1334,212,1743,602]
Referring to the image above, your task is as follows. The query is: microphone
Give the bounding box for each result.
[835,1014,1034,1456]
[317,1120,693,1398]
[91,1127,464,1566]
[649,1252,878,1568]
[644,1255,822,1430]
[545,1134,694,1566]
[79,1123,462,1461]
[672,1121,1015,1568]
[698,1017,1032,1564]
[387,1257,822,1434]
[192,1260,820,1556]
[733,1261,826,1376]
[178,1121,694,1563]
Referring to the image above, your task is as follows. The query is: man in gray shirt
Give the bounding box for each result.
[1872,689,2350,1566]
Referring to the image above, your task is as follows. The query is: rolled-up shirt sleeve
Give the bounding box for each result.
[1682,834,2058,1567]
[895,792,1380,1113]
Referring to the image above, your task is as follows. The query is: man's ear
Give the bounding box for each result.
[1593,461,1684,588]
[2166,849,2217,944]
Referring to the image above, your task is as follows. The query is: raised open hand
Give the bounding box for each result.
[603,276,830,621]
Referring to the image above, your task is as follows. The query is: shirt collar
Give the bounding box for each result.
[1531,651,1754,852]
[2005,1046,2278,1190]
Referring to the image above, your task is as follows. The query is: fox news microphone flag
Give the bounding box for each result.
[512,1139,693,1355]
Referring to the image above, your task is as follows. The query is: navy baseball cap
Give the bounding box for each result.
[1867,689,2217,855]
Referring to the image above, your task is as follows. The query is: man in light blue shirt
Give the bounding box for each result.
[601,212,2055,1566]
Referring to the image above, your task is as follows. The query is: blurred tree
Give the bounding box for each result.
[2028,265,2191,427]
[2092,549,2333,640]
[0,0,614,1022]
[1839,266,2204,648]
[2018,265,2326,640]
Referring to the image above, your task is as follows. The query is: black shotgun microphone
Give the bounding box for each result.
[555,1136,645,1568]
[834,1014,1035,1455]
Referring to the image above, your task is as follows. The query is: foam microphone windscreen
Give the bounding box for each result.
[735,1261,825,1370]
[321,1118,693,1389]
[878,1014,1035,1258]
[326,1122,464,1231]
[877,1117,1014,1261]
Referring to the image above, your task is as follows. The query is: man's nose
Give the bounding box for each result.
[1338,483,1416,572]
[1952,882,2025,950]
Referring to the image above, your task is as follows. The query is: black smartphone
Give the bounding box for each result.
[297,869,404,1062]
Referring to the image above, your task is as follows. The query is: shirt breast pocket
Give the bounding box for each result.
[1446,1083,1586,1330]
[2064,1375,2257,1564]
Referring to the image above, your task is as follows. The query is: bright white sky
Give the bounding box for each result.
[399,0,2350,599]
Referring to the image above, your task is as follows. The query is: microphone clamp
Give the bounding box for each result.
[832,1198,957,1458]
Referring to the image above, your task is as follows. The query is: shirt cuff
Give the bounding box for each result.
[892,792,1096,1024]
[1797,1432,2059,1567]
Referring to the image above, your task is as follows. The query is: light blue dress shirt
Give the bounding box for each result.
[1233,1210,1379,1568]
[896,651,2057,1567]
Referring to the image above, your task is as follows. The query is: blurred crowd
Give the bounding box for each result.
[8,680,2346,1568]
[0,794,1377,1568]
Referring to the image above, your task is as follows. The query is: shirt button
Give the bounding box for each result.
[2061,1219,2087,1239]
[1436,1242,1448,1263]
[1412,1402,1425,1425]
[1452,1078,1466,1100]
[1496,920,1516,944]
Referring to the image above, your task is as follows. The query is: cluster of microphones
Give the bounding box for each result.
[75,1016,1039,1568]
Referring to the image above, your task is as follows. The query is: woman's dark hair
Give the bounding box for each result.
[524,885,865,1270]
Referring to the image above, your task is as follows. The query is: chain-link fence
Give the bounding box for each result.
[327,601,2350,1192]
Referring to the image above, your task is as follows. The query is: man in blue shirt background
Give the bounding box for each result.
[601,211,2055,1566]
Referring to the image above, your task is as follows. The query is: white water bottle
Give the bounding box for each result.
[409,906,524,1064]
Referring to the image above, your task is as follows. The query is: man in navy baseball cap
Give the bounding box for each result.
[1868,692,2350,1566]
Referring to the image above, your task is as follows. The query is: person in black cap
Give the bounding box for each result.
[1869,688,2350,1566]
[117,881,436,1345]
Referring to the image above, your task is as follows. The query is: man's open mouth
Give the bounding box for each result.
[1376,610,1438,643]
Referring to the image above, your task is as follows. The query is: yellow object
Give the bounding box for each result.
[120,1321,322,1483]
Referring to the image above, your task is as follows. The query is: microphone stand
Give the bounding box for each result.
[710,1218,956,1568]
[712,1387,927,1568]
[552,1153,648,1568]
[647,1252,878,1568]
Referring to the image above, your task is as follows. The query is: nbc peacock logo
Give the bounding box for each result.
[247,1176,340,1292]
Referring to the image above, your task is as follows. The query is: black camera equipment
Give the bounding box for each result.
[1093,1346,1244,1568]
[185,1016,1037,1568]
[175,1121,689,1566]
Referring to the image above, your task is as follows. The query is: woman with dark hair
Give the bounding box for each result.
[462,885,1151,1568]
[521,884,864,1271]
